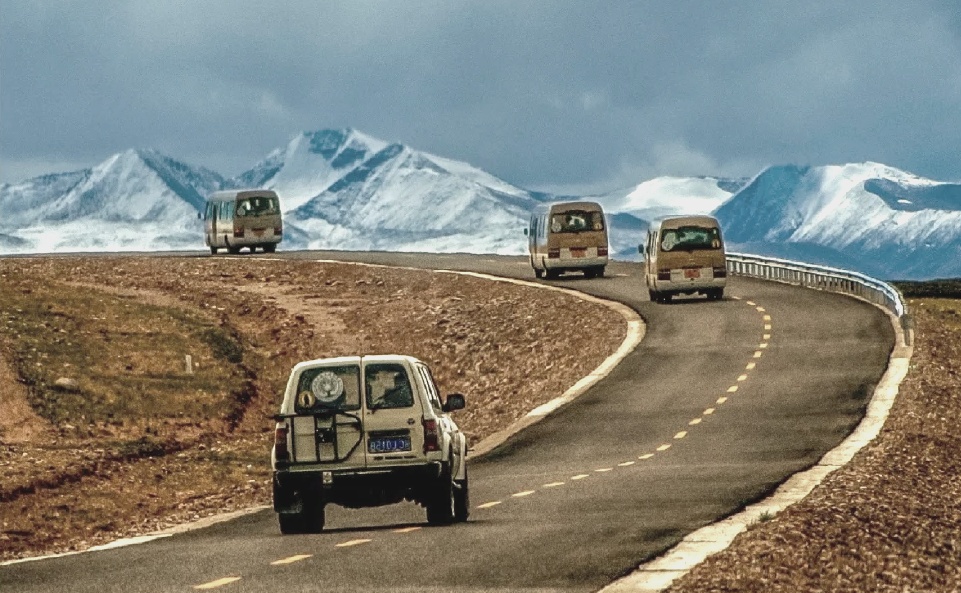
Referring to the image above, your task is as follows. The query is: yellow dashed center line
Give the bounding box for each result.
[336,539,372,548]
[194,577,241,590]
[393,527,421,534]
[470,298,775,520]
[270,555,311,566]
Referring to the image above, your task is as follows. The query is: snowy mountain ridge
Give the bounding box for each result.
[3,128,961,279]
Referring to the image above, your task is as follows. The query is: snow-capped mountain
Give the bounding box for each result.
[0,149,223,253]
[4,128,961,280]
[592,176,747,222]
[229,129,388,213]
[715,162,961,279]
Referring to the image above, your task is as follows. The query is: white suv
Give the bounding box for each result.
[271,355,469,533]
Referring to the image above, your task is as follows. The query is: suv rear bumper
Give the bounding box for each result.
[273,462,444,512]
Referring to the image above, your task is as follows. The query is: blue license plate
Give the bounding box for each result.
[368,436,411,453]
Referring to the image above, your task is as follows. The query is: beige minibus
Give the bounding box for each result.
[525,201,609,279]
[642,215,726,302]
[203,189,283,254]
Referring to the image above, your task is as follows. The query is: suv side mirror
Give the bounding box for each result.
[523,228,529,236]
[638,244,645,255]
[443,393,466,412]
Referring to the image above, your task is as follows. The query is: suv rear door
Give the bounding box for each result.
[286,359,366,466]
[361,360,425,468]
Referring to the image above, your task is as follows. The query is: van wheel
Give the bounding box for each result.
[453,468,470,522]
[264,244,276,253]
[596,266,606,278]
[534,268,544,279]
[209,246,218,255]
[545,269,560,280]
[426,465,457,525]
[708,288,724,301]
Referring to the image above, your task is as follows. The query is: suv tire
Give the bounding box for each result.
[453,468,470,522]
[278,504,325,534]
[426,465,457,525]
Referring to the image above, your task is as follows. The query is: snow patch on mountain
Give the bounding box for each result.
[716,162,961,279]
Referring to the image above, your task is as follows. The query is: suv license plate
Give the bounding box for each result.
[368,436,412,454]
[684,268,701,279]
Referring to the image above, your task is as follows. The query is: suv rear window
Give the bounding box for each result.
[365,363,414,409]
[295,365,361,412]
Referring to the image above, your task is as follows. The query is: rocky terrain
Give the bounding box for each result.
[0,256,625,561]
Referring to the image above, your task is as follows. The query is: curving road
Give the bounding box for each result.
[0,252,893,593]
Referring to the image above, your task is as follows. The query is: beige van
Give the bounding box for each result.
[642,215,727,302]
[525,201,609,279]
[203,189,283,254]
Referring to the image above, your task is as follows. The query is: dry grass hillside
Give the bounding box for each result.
[0,256,625,561]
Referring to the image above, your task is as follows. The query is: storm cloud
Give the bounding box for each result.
[2,0,959,191]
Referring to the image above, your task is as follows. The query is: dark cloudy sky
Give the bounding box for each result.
[2,1,959,192]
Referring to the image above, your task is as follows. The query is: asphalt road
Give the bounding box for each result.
[0,252,894,593]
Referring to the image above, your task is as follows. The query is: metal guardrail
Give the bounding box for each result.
[727,252,913,347]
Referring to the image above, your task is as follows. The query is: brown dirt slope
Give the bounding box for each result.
[0,256,626,561]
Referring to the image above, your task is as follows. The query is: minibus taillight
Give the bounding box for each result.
[423,418,440,453]
[598,246,608,257]
[548,247,560,259]
[274,224,283,236]
[233,226,245,238]
[713,266,727,278]
[657,270,671,281]
[274,425,290,461]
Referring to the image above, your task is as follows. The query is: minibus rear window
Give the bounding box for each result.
[660,226,722,252]
[550,210,604,233]
[237,196,280,217]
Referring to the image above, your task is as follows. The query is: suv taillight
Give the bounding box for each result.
[423,418,440,453]
[274,224,283,235]
[234,226,244,238]
[657,269,671,281]
[598,246,608,257]
[274,425,289,461]
[548,247,560,259]
[713,266,727,278]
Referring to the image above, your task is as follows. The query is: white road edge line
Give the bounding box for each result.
[599,303,913,593]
